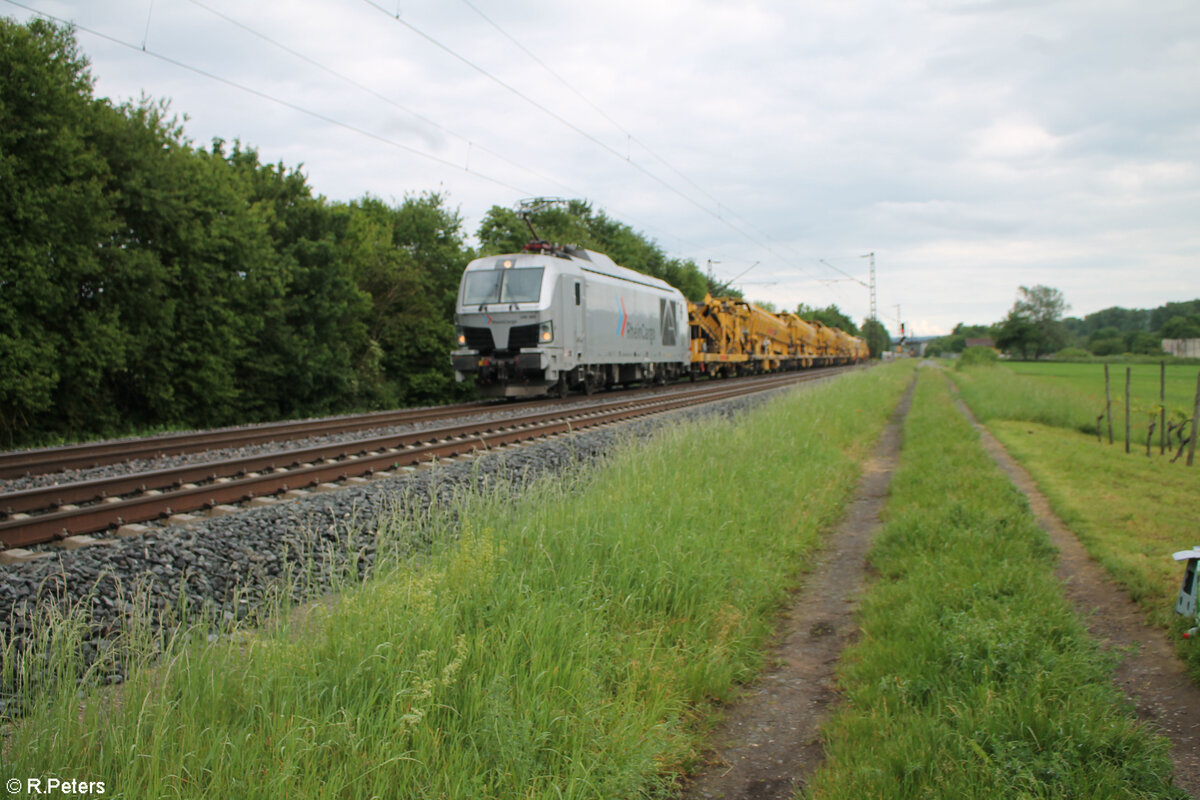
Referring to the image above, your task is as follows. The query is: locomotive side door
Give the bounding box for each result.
[555,275,583,373]
[572,279,585,361]
[568,280,588,362]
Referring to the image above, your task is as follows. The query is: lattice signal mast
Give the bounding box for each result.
[860,252,877,322]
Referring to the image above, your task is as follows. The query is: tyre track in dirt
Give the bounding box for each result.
[678,377,916,800]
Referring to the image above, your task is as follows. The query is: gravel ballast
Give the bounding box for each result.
[0,389,794,712]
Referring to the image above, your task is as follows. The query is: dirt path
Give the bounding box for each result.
[954,391,1200,798]
[677,379,915,800]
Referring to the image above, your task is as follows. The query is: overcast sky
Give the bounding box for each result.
[6,0,1199,336]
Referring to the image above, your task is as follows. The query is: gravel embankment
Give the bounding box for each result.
[0,391,783,711]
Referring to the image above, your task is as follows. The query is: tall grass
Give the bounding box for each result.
[805,369,1183,799]
[953,361,1200,449]
[950,364,1098,433]
[3,364,914,798]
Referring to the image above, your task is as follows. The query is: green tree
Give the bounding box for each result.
[344,193,470,406]
[1162,314,1200,339]
[796,304,860,337]
[1087,326,1125,356]
[1006,285,1068,359]
[1124,331,1162,355]
[995,310,1041,360]
[0,17,128,441]
[861,319,891,358]
[1149,300,1200,333]
[0,17,479,446]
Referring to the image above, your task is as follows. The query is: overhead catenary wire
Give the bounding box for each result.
[357,0,728,220]
[7,0,850,304]
[457,0,723,207]
[453,0,820,278]
[1,0,537,197]
[182,0,578,199]
[6,0,722,261]
[358,0,831,287]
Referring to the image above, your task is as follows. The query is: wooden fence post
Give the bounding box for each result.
[1188,371,1200,467]
[1160,361,1166,455]
[1105,364,1113,445]
[1125,367,1131,454]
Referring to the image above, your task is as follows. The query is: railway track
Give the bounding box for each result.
[0,400,505,480]
[0,369,844,550]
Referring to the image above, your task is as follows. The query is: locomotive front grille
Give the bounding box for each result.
[508,324,539,350]
[462,326,495,352]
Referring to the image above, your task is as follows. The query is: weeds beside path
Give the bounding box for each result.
[679,376,915,800]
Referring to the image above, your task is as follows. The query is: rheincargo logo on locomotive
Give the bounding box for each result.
[617,297,657,342]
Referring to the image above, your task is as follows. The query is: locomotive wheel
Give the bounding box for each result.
[554,374,569,398]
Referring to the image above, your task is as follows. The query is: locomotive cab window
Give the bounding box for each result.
[462,267,544,305]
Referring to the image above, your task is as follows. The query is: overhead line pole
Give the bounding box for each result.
[861,252,877,322]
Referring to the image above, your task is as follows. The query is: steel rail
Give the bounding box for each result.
[0,369,840,548]
[2,371,812,518]
[1,384,729,516]
[0,400,501,480]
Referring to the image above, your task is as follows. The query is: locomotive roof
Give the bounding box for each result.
[466,248,679,294]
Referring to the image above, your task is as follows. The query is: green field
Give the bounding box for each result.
[1005,361,1200,447]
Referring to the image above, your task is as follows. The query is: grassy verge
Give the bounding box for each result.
[3,363,914,799]
[951,363,1200,678]
[805,368,1183,799]
[987,421,1197,620]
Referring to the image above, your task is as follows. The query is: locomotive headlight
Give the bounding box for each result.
[539,321,553,342]
[456,327,466,346]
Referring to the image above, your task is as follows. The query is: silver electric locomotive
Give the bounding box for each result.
[452,243,691,398]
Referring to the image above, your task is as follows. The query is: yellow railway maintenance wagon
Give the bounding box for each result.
[688,295,791,375]
[687,295,866,375]
[778,312,819,368]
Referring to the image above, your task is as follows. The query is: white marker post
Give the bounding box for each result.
[1172,546,1200,638]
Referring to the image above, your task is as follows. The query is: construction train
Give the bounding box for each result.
[451,242,869,398]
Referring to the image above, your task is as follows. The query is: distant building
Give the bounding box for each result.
[1163,339,1200,358]
[901,336,934,357]
[965,337,995,349]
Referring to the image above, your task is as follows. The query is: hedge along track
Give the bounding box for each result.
[0,369,847,549]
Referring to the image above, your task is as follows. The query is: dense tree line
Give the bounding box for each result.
[1,19,746,447]
[1063,299,1200,356]
[1,18,471,446]
[924,287,1200,360]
